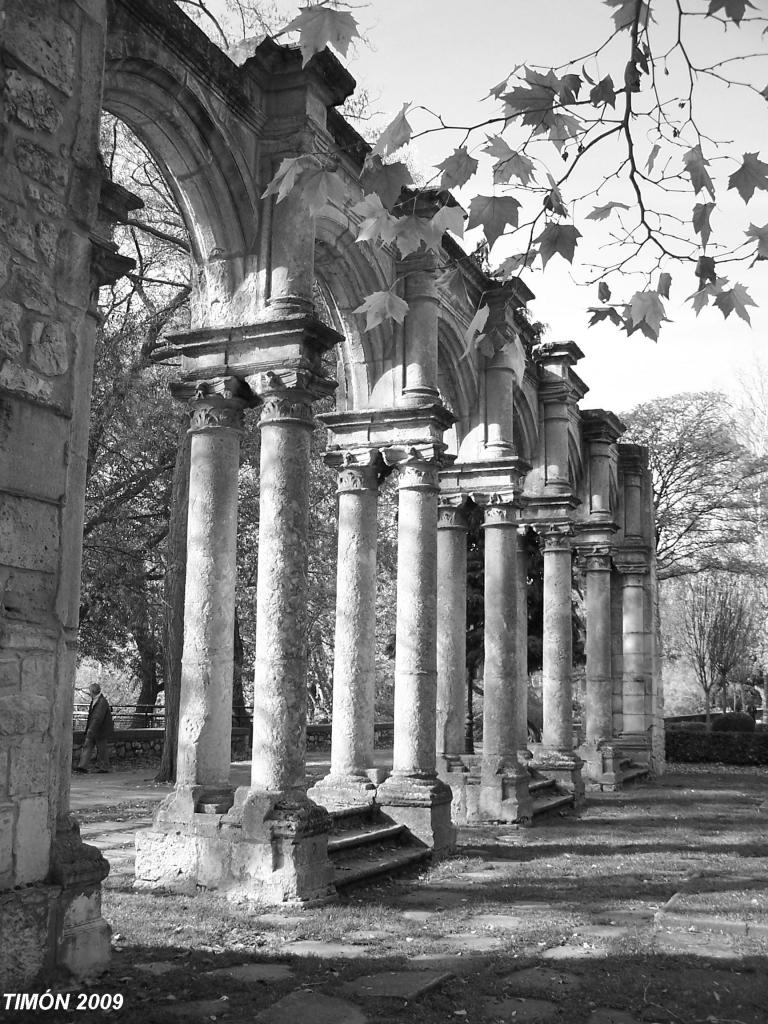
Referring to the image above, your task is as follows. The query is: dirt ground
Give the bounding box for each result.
[4,766,768,1024]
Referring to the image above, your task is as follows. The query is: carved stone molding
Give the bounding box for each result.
[482,500,519,527]
[397,461,440,492]
[577,546,613,573]
[174,376,253,433]
[189,400,246,433]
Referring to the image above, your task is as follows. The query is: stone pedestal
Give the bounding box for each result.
[580,546,618,787]
[310,453,379,809]
[377,455,454,853]
[528,747,585,811]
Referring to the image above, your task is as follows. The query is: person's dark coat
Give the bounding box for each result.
[85,693,114,741]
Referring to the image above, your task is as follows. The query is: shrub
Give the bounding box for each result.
[678,722,707,733]
[711,712,756,733]
[665,729,768,765]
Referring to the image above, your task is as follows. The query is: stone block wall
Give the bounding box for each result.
[0,0,111,988]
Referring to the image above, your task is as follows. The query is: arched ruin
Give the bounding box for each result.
[0,0,660,987]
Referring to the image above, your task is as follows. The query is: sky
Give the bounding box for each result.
[212,0,768,415]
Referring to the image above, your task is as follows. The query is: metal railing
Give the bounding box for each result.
[72,703,253,730]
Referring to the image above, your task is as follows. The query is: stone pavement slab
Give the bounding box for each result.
[407,952,478,974]
[255,913,307,929]
[280,940,372,958]
[255,991,367,1023]
[467,913,524,930]
[541,943,605,960]
[502,966,582,997]
[437,932,504,952]
[204,963,294,982]
[587,1010,641,1024]
[485,996,560,1022]
[653,930,742,959]
[343,969,452,1000]
[400,909,436,923]
[395,889,470,910]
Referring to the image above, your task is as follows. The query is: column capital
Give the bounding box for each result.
[437,495,470,530]
[383,443,446,493]
[614,561,648,579]
[171,376,254,433]
[576,545,613,573]
[537,522,574,552]
[329,449,381,493]
[481,496,520,528]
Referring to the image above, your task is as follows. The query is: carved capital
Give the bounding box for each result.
[577,545,613,573]
[438,495,470,530]
[334,449,380,493]
[538,522,574,553]
[175,376,253,433]
[482,499,519,528]
[396,451,441,492]
[258,391,315,428]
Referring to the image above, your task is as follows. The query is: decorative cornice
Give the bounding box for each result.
[581,408,626,444]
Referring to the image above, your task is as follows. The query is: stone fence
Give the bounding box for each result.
[73,721,395,766]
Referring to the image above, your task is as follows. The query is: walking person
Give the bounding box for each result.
[74,683,114,774]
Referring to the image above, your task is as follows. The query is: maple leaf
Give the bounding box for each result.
[461,303,490,358]
[262,155,317,203]
[360,157,413,210]
[282,5,360,66]
[629,289,667,339]
[728,152,768,203]
[353,289,409,332]
[503,68,583,144]
[605,0,650,31]
[746,222,768,259]
[646,144,661,175]
[430,203,465,240]
[686,276,729,315]
[484,75,510,101]
[598,281,611,302]
[535,223,581,268]
[762,83,768,102]
[683,146,715,199]
[484,137,536,186]
[713,282,757,324]
[352,194,399,246]
[544,183,568,218]
[696,255,718,286]
[657,272,672,299]
[436,265,469,305]
[392,215,440,257]
[692,202,715,249]
[557,73,582,105]
[436,147,479,190]
[589,75,616,108]
[495,251,537,277]
[587,306,623,328]
[299,165,347,217]
[371,102,413,159]
[586,201,631,221]
[466,195,521,249]
[547,112,582,153]
[707,0,756,25]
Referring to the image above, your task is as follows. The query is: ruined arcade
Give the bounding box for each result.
[0,0,660,987]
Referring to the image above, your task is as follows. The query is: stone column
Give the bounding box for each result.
[174,384,246,808]
[377,454,454,852]
[436,498,469,759]
[480,501,531,823]
[540,525,574,751]
[516,527,530,750]
[582,549,614,745]
[619,566,648,736]
[250,387,316,797]
[310,452,380,808]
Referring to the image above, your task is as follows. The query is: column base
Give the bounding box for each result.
[439,755,532,825]
[618,732,651,765]
[0,815,112,990]
[307,773,377,811]
[376,774,455,855]
[578,741,622,791]
[134,785,335,905]
[528,746,586,811]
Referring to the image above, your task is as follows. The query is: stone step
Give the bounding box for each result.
[531,792,574,818]
[332,843,430,890]
[327,804,379,828]
[328,822,406,854]
[528,777,559,795]
[621,764,650,784]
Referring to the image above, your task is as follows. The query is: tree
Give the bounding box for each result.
[251,0,767,349]
[621,391,764,580]
[680,573,758,724]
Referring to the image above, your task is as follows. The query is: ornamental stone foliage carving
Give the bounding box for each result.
[258,393,315,427]
[437,495,469,530]
[577,546,613,573]
[483,502,519,527]
[177,377,253,433]
[539,522,574,552]
[336,452,380,493]
[397,459,440,492]
[189,399,246,433]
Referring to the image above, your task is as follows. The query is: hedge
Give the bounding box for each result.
[665,729,768,765]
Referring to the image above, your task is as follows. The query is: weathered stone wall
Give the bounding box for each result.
[0,0,110,987]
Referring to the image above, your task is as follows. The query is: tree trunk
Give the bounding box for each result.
[232,608,247,728]
[130,605,161,727]
[156,422,190,783]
